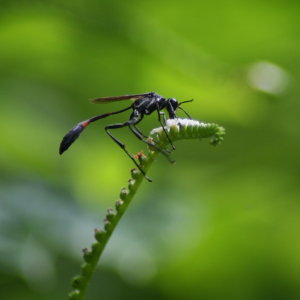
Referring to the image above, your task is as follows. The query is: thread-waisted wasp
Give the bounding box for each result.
[59,92,193,182]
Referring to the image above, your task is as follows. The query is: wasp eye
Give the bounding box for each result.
[169,98,178,108]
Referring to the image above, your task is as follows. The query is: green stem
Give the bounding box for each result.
[68,119,225,300]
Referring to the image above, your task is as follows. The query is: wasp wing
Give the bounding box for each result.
[90,93,152,103]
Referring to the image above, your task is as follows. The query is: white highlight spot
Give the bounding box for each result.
[247,61,289,94]
[150,118,206,135]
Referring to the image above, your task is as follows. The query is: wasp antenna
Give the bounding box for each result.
[179,99,194,105]
[178,107,192,119]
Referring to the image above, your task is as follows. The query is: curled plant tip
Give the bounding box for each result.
[209,126,226,146]
[150,118,225,148]
[67,117,225,300]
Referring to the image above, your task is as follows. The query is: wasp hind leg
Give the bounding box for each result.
[157,109,176,150]
[133,114,172,154]
[129,125,175,164]
[105,119,152,182]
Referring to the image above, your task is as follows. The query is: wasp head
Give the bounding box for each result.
[167,98,179,118]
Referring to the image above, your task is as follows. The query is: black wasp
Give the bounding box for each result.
[59,92,193,182]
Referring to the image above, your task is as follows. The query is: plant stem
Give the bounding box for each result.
[68,118,225,300]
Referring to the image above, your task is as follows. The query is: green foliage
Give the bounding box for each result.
[1,1,300,300]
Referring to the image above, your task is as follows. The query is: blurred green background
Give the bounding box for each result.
[1,0,300,299]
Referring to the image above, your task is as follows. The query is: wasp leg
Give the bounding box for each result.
[133,125,172,154]
[156,105,176,150]
[133,115,172,154]
[105,117,152,182]
[132,115,148,138]
[158,111,173,153]
[133,124,147,138]
[160,111,167,125]
[178,106,192,119]
[129,125,175,164]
